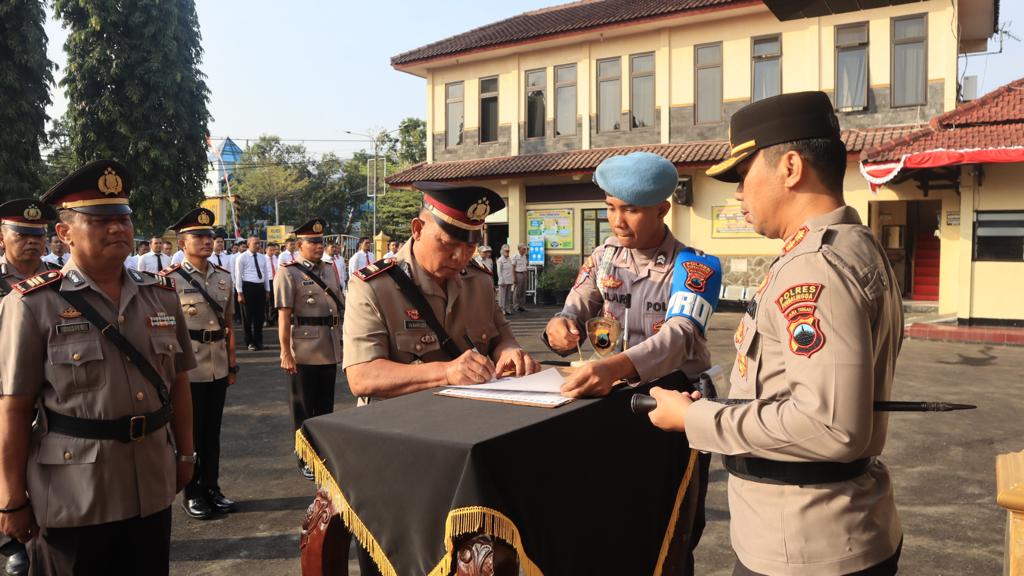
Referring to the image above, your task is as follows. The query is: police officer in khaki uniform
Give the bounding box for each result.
[0,200,59,576]
[343,182,539,576]
[542,152,720,575]
[0,200,60,295]
[649,92,904,576]
[344,182,540,403]
[0,160,197,576]
[275,218,344,481]
[162,208,239,520]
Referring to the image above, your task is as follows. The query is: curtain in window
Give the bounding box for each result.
[894,42,925,106]
[447,101,463,147]
[527,90,545,138]
[837,48,867,109]
[753,59,780,102]
[556,85,576,136]
[599,80,620,132]
[631,76,654,128]
[696,68,722,123]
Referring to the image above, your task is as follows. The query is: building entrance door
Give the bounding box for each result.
[869,200,941,301]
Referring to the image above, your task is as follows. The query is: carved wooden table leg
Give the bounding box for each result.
[300,489,350,576]
[454,534,518,576]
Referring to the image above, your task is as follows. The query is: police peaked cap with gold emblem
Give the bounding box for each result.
[170,207,216,236]
[294,218,327,239]
[413,181,504,244]
[706,91,843,183]
[41,159,133,215]
[0,199,57,236]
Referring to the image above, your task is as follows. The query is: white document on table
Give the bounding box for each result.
[447,368,564,392]
[439,368,572,408]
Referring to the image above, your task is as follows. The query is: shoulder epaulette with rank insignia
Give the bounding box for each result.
[13,271,62,295]
[354,258,395,281]
[212,263,229,274]
[159,263,181,276]
[282,261,297,268]
[154,274,176,291]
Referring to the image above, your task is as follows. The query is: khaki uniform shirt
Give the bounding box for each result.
[686,207,903,575]
[162,259,234,382]
[343,240,515,376]
[274,257,344,366]
[0,262,196,528]
[558,230,711,383]
[0,258,53,294]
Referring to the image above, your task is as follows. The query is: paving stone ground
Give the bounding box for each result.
[157,308,1019,575]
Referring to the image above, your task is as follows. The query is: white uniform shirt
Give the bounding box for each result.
[171,250,185,266]
[210,251,232,271]
[496,256,515,285]
[278,250,294,268]
[124,254,138,270]
[136,251,169,273]
[233,250,272,291]
[348,251,374,278]
[511,252,528,273]
[41,253,72,268]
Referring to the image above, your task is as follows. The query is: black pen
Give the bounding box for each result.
[464,332,480,353]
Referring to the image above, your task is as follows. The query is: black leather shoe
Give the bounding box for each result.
[207,488,236,513]
[6,549,28,576]
[180,496,214,520]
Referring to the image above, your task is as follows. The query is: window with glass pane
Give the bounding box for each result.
[892,15,926,107]
[555,64,577,136]
[479,77,499,143]
[695,44,722,124]
[835,23,868,110]
[597,58,621,132]
[582,209,611,252]
[630,53,655,128]
[751,36,781,102]
[974,212,1024,261]
[526,69,546,139]
[446,82,464,147]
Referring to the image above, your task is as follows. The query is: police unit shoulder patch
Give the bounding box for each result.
[665,248,722,335]
[775,283,826,358]
[13,271,62,295]
[354,258,396,281]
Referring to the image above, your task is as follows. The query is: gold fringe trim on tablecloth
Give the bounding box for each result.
[653,448,700,576]
[297,429,543,576]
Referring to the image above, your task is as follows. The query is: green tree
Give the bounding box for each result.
[38,116,77,189]
[54,0,211,234]
[372,188,421,242]
[304,152,364,235]
[0,0,54,200]
[394,117,427,166]
[232,136,309,230]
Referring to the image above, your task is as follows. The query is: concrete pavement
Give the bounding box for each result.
[164,308,1021,575]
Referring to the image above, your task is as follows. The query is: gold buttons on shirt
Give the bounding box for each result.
[481,333,488,341]
[167,344,174,351]
[118,315,125,323]
[415,344,423,352]
[306,297,316,305]
[136,392,145,401]
[209,320,216,326]
[63,451,72,461]
[72,352,81,361]
[186,306,198,316]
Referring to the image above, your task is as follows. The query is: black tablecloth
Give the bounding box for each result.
[297,383,693,576]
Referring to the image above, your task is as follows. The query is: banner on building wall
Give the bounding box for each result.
[528,239,545,266]
[526,208,574,250]
[711,205,759,238]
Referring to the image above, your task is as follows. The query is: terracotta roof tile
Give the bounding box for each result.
[862,77,1024,163]
[391,0,751,66]
[387,125,919,185]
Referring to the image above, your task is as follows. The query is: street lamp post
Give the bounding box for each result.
[345,128,401,239]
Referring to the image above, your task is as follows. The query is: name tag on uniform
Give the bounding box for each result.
[148,314,177,328]
[56,322,91,335]
[301,279,315,286]
[183,288,199,294]
[404,320,427,330]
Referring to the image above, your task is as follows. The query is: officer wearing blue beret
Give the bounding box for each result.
[542,151,722,574]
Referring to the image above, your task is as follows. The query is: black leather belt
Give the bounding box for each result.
[45,404,173,443]
[188,328,225,342]
[294,316,339,326]
[723,455,874,485]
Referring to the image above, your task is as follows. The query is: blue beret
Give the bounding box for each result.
[593,152,679,206]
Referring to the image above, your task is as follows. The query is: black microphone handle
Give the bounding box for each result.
[630,394,658,415]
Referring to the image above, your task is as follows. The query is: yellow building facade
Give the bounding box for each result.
[390,0,1017,324]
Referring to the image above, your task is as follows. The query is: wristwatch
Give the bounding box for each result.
[228,365,240,374]
[176,451,197,464]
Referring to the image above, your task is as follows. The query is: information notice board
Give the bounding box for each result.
[526,208,574,250]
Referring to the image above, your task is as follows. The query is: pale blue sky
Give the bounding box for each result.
[42,0,1023,159]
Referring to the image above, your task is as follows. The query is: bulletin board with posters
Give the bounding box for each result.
[526,209,574,250]
[711,205,759,238]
